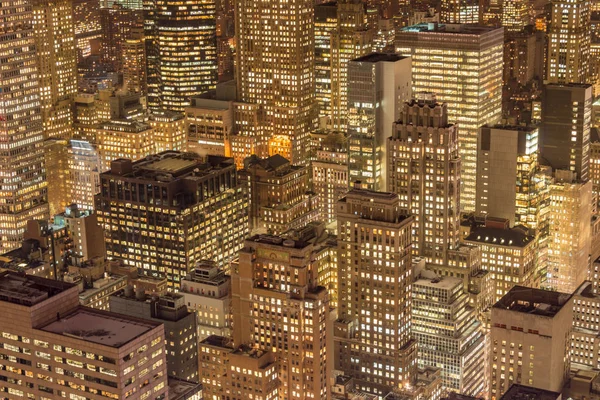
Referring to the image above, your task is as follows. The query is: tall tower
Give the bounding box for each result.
[347,53,412,191]
[235,0,317,164]
[123,27,146,94]
[0,0,49,251]
[32,0,77,139]
[396,23,504,212]
[541,84,592,182]
[387,99,461,266]
[547,0,591,84]
[334,187,417,395]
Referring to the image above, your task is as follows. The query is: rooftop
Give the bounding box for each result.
[0,272,76,306]
[41,307,159,347]
[493,286,572,318]
[352,52,409,63]
[167,378,202,400]
[247,234,310,250]
[414,275,462,290]
[499,384,561,400]
[464,226,534,247]
[400,23,502,35]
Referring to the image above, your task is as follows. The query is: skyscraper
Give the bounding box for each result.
[32,0,78,140]
[396,23,504,212]
[387,99,460,265]
[440,0,480,23]
[334,187,417,395]
[501,0,529,32]
[347,53,412,191]
[235,0,317,163]
[490,287,573,399]
[123,26,146,94]
[547,170,592,293]
[146,0,218,112]
[330,0,374,131]
[231,234,329,399]
[541,84,592,182]
[546,0,591,84]
[95,152,249,289]
[315,2,338,120]
[0,0,49,251]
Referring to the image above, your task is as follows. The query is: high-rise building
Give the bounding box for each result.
[412,273,486,395]
[32,0,78,140]
[146,0,217,112]
[312,131,349,224]
[541,84,592,182]
[149,110,187,153]
[347,53,412,191]
[334,187,417,395]
[68,139,102,211]
[0,0,49,252]
[330,0,374,130]
[571,281,600,368]
[185,97,234,157]
[476,125,540,227]
[110,290,199,382]
[501,0,528,32]
[53,204,106,264]
[73,0,102,60]
[199,335,280,399]
[231,234,329,399]
[95,152,248,289]
[315,2,338,120]
[440,0,480,23]
[387,99,460,265]
[547,170,592,293]
[123,27,146,94]
[96,120,156,171]
[490,286,573,399]
[44,138,71,216]
[235,0,317,163]
[100,4,143,71]
[463,219,538,301]
[546,0,591,84]
[396,23,504,212]
[0,271,169,399]
[241,154,320,234]
[180,261,231,340]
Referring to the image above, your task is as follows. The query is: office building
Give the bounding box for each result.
[185,97,234,157]
[68,139,102,211]
[0,271,168,399]
[235,0,317,163]
[476,125,542,228]
[241,154,320,234]
[53,204,106,264]
[146,0,217,112]
[44,138,71,216]
[312,131,349,224]
[99,4,143,71]
[546,0,591,84]
[330,0,374,130]
[110,290,198,382]
[396,23,504,212]
[501,0,528,32]
[387,99,460,265]
[315,2,338,120]
[347,53,412,191]
[32,0,77,140]
[463,219,538,301]
[547,170,592,293]
[0,0,49,252]
[73,93,102,142]
[149,110,187,153]
[122,27,146,94]
[440,0,480,23]
[95,152,248,289]
[199,335,280,400]
[96,120,155,171]
[490,287,573,399]
[73,0,102,59]
[180,261,231,340]
[571,281,600,369]
[541,84,592,182]
[412,273,486,395]
[231,234,329,399]
[334,187,417,395]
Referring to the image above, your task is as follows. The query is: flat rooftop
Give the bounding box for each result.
[352,53,409,63]
[168,378,202,400]
[500,384,561,400]
[0,272,76,306]
[145,157,198,174]
[414,275,462,290]
[400,23,502,35]
[464,226,534,248]
[493,286,571,318]
[41,308,159,347]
